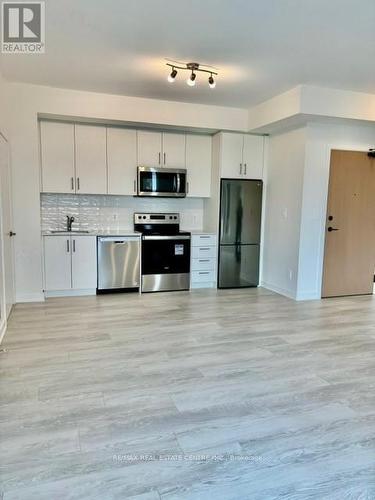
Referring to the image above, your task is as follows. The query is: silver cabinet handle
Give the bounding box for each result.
[77,177,80,190]
[199,247,210,250]
[186,181,189,194]
[199,236,210,239]
[158,152,161,164]
[199,271,210,275]
[199,259,210,262]
[66,239,70,253]
[244,163,247,175]
[164,152,166,165]
[239,163,242,175]
[133,180,137,193]
[71,177,74,191]
[73,239,76,252]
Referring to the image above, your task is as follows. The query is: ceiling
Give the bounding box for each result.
[1,0,374,108]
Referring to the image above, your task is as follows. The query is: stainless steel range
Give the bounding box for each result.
[134,213,191,293]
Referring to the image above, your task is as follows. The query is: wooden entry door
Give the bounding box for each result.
[322,150,375,298]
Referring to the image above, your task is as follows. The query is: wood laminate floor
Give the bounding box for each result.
[1,288,375,499]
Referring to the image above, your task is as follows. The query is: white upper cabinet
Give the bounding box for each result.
[107,128,137,195]
[71,236,97,290]
[40,121,75,193]
[220,132,264,179]
[75,124,107,194]
[186,134,212,197]
[43,235,72,291]
[220,133,244,179]
[242,135,264,179]
[137,131,162,167]
[162,133,186,168]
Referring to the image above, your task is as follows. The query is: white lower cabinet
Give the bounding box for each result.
[190,234,217,289]
[43,235,97,296]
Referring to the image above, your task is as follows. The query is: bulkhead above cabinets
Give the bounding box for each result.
[39,120,212,198]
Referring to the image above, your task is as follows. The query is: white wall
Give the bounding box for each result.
[4,81,248,302]
[261,127,307,299]
[297,121,375,299]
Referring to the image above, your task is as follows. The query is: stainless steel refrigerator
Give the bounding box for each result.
[218,179,263,288]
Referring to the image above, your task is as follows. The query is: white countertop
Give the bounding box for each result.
[42,229,217,237]
[42,229,141,237]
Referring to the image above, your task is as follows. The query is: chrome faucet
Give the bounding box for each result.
[66,215,75,232]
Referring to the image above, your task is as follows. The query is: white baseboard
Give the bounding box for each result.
[295,290,321,301]
[15,292,45,303]
[44,289,96,298]
[261,281,297,300]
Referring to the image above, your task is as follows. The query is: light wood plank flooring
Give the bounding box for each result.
[1,288,375,499]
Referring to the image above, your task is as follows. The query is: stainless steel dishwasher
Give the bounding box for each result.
[97,236,140,291]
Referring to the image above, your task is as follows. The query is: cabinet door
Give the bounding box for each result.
[44,236,72,291]
[40,121,75,193]
[137,131,162,167]
[75,124,107,194]
[186,134,211,197]
[71,236,97,290]
[220,133,244,178]
[162,133,186,168]
[242,135,264,179]
[107,128,137,195]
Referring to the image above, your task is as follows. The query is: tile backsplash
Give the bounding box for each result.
[41,193,204,232]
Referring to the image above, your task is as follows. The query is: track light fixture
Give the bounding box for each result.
[166,61,218,88]
[187,71,196,86]
[167,67,177,82]
[208,73,216,89]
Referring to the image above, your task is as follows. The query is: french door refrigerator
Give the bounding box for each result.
[218,179,263,288]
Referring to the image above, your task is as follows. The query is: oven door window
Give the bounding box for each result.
[142,239,190,275]
[139,171,186,194]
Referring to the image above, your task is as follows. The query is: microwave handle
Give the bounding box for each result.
[176,173,181,193]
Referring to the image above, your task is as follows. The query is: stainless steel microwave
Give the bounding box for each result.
[137,167,187,198]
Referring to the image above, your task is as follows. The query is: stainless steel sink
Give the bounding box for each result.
[50,230,91,234]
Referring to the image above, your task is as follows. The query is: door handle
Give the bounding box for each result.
[327,227,339,232]
[158,152,161,165]
[9,231,16,237]
[133,180,137,193]
[164,152,166,165]
[239,163,242,175]
[244,163,247,175]
[77,177,80,190]
[67,239,70,253]
[71,177,74,191]
[73,239,76,252]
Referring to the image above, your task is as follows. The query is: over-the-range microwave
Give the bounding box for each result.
[137,166,187,198]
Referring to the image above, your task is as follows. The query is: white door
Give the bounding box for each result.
[162,133,186,168]
[75,124,107,194]
[107,128,137,195]
[242,135,264,179]
[44,236,72,291]
[220,133,244,178]
[186,134,212,197]
[0,136,15,318]
[137,131,162,167]
[71,236,97,290]
[40,121,75,193]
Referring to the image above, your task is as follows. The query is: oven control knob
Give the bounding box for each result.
[143,216,146,219]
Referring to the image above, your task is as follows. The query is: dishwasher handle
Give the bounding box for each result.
[98,236,140,243]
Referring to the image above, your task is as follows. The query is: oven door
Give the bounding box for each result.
[137,167,186,197]
[142,235,191,292]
